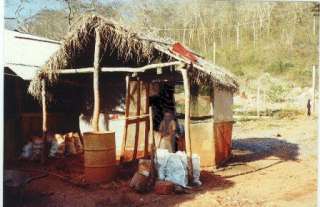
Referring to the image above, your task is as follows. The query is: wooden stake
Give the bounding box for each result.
[253,23,256,48]
[92,28,101,132]
[263,89,266,115]
[220,28,223,47]
[314,15,316,36]
[41,79,47,163]
[213,41,216,64]
[180,67,193,181]
[313,65,316,113]
[257,84,260,117]
[236,22,240,49]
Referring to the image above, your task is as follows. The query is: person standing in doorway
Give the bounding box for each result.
[307,99,311,116]
[158,111,176,152]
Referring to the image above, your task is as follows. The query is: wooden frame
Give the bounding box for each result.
[120,78,151,162]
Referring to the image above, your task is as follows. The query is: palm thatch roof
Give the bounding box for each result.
[28,15,238,99]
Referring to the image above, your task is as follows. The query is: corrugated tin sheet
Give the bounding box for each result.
[4,64,39,80]
[4,30,60,80]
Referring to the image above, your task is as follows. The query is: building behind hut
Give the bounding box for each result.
[4,29,62,163]
[28,15,239,168]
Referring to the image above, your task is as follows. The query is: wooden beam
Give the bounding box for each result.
[92,28,101,132]
[53,61,183,74]
[127,116,149,125]
[41,79,47,163]
[180,66,194,181]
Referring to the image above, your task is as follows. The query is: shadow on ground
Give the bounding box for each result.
[214,137,300,179]
[4,157,235,207]
[230,137,299,163]
[5,137,300,207]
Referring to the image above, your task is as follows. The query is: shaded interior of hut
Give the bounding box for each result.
[40,67,203,159]
[5,63,214,167]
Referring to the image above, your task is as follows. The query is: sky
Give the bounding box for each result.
[5,0,64,19]
[4,0,128,19]
[4,0,126,30]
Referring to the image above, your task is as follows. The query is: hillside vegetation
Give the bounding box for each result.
[5,0,319,110]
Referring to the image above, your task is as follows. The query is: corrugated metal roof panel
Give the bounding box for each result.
[4,30,60,79]
[5,64,39,80]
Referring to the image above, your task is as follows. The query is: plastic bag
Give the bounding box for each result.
[191,154,202,186]
[155,149,170,180]
[155,150,201,187]
[20,142,33,159]
[49,134,65,157]
[49,140,59,158]
[164,154,188,187]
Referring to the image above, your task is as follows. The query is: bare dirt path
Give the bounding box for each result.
[5,116,317,207]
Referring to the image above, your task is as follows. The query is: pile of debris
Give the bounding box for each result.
[19,132,83,161]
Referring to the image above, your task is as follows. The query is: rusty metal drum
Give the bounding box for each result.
[83,132,117,183]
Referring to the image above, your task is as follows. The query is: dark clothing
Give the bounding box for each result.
[307,101,311,116]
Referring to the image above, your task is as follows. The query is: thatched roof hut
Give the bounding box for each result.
[28,15,238,99]
[28,15,239,168]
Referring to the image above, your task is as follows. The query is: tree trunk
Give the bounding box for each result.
[92,28,101,132]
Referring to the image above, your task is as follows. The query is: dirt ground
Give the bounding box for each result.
[4,115,317,207]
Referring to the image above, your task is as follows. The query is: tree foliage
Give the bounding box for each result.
[6,0,318,90]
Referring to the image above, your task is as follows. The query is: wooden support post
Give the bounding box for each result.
[144,83,150,158]
[180,67,193,181]
[253,23,256,48]
[132,80,141,160]
[41,79,47,163]
[149,106,154,146]
[120,76,130,161]
[313,65,316,113]
[92,28,101,132]
[148,106,156,186]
